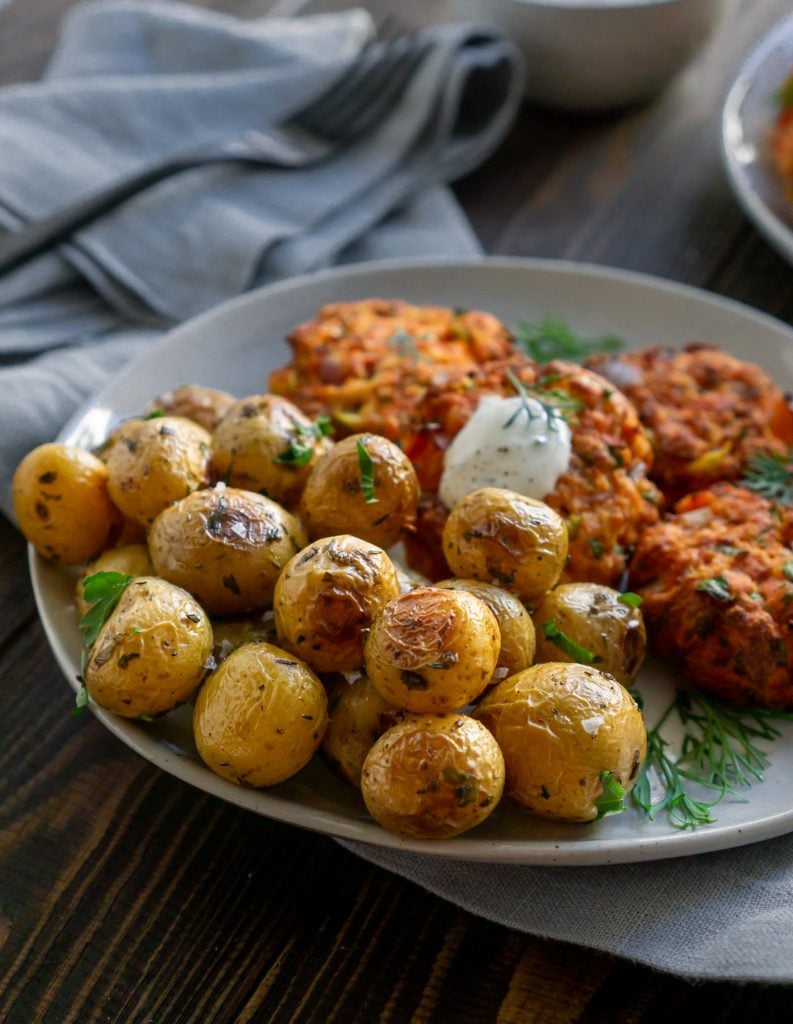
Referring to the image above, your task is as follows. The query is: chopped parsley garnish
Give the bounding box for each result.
[594,771,626,820]
[514,314,624,364]
[356,440,378,503]
[295,414,335,440]
[695,576,735,603]
[618,592,643,608]
[75,571,134,715]
[741,451,793,506]
[276,416,334,465]
[783,561,793,582]
[275,441,314,466]
[541,619,600,665]
[587,537,605,559]
[144,409,165,419]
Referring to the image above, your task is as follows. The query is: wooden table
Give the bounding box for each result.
[3,0,793,1019]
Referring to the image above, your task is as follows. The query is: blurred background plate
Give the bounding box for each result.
[30,256,793,865]
[722,13,793,264]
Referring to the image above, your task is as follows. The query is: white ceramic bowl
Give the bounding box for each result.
[452,0,728,111]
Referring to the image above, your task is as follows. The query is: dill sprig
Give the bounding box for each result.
[741,450,793,506]
[514,314,624,364]
[504,368,579,432]
[632,689,793,829]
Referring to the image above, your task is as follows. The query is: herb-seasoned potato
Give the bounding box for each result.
[322,674,402,787]
[149,487,306,615]
[274,534,400,674]
[76,543,154,617]
[211,613,277,665]
[211,394,332,507]
[193,641,327,787]
[13,443,122,564]
[361,712,505,839]
[442,488,568,607]
[84,576,213,718]
[105,416,212,526]
[533,583,647,686]
[437,578,535,677]
[299,433,419,548]
[364,587,500,713]
[474,662,646,822]
[146,384,235,432]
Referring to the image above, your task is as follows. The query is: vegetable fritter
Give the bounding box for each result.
[630,482,793,708]
[585,344,793,501]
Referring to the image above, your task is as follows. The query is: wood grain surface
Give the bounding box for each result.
[2,0,793,1020]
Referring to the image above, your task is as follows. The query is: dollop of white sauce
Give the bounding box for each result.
[439,394,572,509]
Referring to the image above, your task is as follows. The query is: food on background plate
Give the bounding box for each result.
[773,73,793,200]
[474,662,646,823]
[585,344,793,501]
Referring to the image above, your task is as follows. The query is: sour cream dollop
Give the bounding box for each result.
[438,394,572,509]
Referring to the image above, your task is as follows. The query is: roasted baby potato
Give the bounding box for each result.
[149,486,306,615]
[193,641,328,787]
[322,674,402,788]
[299,433,419,548]
[84,576,213,718]
[211,394,332,507]
[105,416,212,526]
[442,488,568,607]
[211,613,277,665]
[533,583,647,686]
[437,578,535,677]
[146,384,235,432]
[364,587,501,713]
[76,543,154,617]
[361,712,505,839]
[474,662,646,823]
[13,443,122,564]
[274,534,400,674]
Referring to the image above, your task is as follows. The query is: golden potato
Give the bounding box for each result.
[76,543,154,617]
[364,587,500,713]
[322,674,402,787]
[211,394,332,507]
[474,662,646,823]
[361,713,505,839]
[193,641,327,787]
[149,487,306,615]
[437,578,535,677]
[274,534,400,674]
[146,385,235,432]
[84,576,213,718]
[105,416,212,526]
[299,433,419,548]
[13,443,122,564]
[533,584,647,686]
[211,613,277,665]
[442,488,568,608]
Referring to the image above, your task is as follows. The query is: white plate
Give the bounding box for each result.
[722,13,793,264]
[31,257,793,865]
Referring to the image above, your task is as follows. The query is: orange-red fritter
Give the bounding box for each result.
[585,344,793,502]
[630,482,793,708]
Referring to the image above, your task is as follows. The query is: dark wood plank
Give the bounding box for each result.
[3,0,793,1021]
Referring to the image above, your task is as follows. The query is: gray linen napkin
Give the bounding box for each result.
[0,0,521,509]
[4,1,792,987]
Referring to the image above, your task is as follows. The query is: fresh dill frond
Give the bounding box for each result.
[741,450,793,506]
[632,689,793,829]
[504,368,579,432]
[513,314,624,364]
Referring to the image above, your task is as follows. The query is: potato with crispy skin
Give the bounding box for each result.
[211,394,332,507]
[146,385,235,432]
[299,433,419,548]
[194,642,327,788]
[630,481,793,708]
[105,416,212,526]
[274,535,400,674]
[474,662,646,822]
[84,576,213,718]
[149,487,306,615]
[437,578,535,676]
[361,712,505,839]
[365,587,500,713]
[442,488,568,607]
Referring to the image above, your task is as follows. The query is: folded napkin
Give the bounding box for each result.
[0,0,522,511]
[6,1,792,988]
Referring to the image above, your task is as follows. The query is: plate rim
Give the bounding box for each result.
[32,253,793,865]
